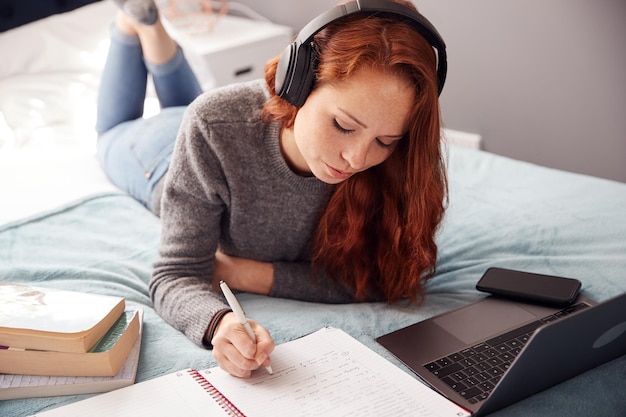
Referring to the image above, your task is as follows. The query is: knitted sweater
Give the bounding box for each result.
[150,80,362,347]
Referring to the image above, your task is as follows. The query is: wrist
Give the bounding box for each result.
[203,308,232,348]
[242,260,274,295]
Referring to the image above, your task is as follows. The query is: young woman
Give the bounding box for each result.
[99,0,447,378]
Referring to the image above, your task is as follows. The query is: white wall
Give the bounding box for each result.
[235,0,626,183]
[420,0,626,183]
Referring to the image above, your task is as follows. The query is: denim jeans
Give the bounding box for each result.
[96,25,202,210]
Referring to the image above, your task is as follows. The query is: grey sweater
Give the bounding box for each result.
[150,80,361,347]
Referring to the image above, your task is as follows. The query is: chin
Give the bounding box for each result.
[314,172,350,185]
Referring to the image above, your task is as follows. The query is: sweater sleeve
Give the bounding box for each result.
[271,261,385,304]
[149,100,230,347]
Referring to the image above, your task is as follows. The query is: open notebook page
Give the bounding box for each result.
[202,327,470,417]
[31,370,232,417]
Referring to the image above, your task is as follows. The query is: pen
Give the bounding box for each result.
[219,281,273,374]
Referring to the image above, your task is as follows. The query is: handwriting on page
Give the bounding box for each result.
[237,351,423,416]
[204,328,466,417]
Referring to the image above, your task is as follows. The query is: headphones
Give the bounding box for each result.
[275,0,447,108]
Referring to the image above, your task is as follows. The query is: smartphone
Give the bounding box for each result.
[476,267,582,307]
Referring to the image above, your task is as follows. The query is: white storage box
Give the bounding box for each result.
[162,13,293,90]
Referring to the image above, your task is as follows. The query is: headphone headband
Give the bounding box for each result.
[275,0,447,107]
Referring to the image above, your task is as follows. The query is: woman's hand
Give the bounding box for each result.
[210,312,275,378]
[213,250,274,295]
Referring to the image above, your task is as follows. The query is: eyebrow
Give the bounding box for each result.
[337,107,405,139]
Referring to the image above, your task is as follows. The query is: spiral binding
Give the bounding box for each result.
[187,369,246,416]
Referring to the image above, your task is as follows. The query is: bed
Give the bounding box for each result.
[1,2,625,416]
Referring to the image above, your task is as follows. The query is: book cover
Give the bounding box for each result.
[0,310,143,400]
[0,282,125,353]
[0,309,140,377]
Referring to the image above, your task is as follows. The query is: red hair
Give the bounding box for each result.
[262,1,447,303]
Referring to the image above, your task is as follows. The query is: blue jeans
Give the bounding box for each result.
[96,26,202,211]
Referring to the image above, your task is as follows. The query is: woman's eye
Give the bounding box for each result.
[376,139,394,149]
[333,119,354,134]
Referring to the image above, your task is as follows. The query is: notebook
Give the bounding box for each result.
[377,292,626,416]
[31,327,471,417]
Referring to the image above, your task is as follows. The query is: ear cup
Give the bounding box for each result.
[276,42,317,108]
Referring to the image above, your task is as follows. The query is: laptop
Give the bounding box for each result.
[376,291,626,416]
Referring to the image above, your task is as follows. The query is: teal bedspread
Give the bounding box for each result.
[1,146,625,416]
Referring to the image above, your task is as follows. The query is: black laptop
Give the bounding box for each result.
[377,292,626,416]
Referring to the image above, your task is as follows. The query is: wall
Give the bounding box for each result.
[237,0,626,183]
[420,0,626,183]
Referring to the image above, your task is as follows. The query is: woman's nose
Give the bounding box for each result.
[341,140,369,170]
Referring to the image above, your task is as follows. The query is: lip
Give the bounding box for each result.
[326,163,352,180]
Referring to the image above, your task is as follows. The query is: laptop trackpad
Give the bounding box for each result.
[434,298,537,345]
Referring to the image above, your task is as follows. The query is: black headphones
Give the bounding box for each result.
[275,0,447,108]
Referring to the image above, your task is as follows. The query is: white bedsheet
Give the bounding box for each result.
[0,2,119,225]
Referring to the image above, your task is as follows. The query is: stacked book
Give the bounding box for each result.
[0,282,143,400]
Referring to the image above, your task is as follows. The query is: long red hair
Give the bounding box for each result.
[262,1,447,303]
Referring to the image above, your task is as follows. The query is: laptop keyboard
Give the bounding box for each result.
[424,302,590,404]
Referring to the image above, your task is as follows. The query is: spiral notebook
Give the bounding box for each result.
[31,327,470,417]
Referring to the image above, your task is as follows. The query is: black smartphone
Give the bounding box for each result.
[476,267,582,307]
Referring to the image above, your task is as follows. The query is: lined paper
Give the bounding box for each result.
[202,327,470,417]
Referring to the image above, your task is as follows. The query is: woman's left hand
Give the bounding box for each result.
[213,250,274,295]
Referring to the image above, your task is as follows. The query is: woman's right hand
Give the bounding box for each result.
[210,312,275,378]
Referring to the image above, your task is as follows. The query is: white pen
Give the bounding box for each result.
[219,281,273,374]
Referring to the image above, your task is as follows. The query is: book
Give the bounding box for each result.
[0,309,140,377]
[30,327,471,417]
[0,310,143,400]
[0,282,125,353]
